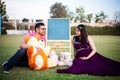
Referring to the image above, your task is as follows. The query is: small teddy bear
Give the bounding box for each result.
[47,50,58,68]
[58,52,73,66]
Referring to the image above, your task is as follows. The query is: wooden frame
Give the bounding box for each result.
[47,18,71,53]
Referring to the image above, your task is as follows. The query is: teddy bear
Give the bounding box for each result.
[58,52,73,67]
[25,35,58,70]
[48,50,58,68]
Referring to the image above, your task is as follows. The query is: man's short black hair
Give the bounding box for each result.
[35,23,45,32]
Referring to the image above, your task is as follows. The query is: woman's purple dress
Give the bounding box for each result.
[57,38,120,76]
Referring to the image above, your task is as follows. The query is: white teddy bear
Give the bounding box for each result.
[48,50,58,68]
[58,52,73,66]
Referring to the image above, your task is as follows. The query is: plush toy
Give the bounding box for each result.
[25,36,58,70]
[58,52,73,66]
[48,50,58,68]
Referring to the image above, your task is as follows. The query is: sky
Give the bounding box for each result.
[4,0,120,20]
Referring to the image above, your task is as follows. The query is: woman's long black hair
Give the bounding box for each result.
[74,24,88,44]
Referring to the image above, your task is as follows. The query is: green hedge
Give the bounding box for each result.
[71,26,120,35]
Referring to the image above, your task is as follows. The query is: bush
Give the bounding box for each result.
[71,26,120,35]
[1,28,7,34]
[71,27,76,35]
[115,22,120,30]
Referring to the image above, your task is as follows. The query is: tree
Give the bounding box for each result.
[86,13,93,23]
[74,6,86,22]
[67,11,75,22]
[94,11,107,23]
[50,2,68,18]
[22,18,29,22]
[0,0,8,21]
[114,11,120,23]
[94,14,100,23]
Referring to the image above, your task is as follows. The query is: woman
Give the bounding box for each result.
[57,24,120,76]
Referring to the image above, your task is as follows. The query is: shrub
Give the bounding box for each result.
[71,25,120,35]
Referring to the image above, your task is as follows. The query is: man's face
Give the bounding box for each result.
[37,25,46,36]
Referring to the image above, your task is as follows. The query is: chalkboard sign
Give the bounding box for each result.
[47,19,70,40]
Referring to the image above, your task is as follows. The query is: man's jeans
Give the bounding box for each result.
[5,48,28,69]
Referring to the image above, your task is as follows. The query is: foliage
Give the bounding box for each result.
[1,28,7,34]
[71,26,120,35]
[74,6,86,22]
[86,13,93,23]
[114,11,120,23]
[50,2,68,18]
[67,7,108,23]
[94,11,107,23]
[22,18,29,22]
[71,27,76,35]
[114,22,120,30]
[0,0,8,21]
[67,11,75,21]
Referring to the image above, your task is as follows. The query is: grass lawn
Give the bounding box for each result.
[0,35,120,80]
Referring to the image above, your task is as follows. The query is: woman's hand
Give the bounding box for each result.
[79,56,89,60]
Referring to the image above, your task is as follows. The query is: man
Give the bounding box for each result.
[2,23,46,73]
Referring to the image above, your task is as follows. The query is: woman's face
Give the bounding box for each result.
[75,28,81,36]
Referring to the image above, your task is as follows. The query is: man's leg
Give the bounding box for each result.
[14,50,29,67]
[2,48,27,73]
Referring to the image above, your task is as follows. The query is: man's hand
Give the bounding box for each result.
[20,40,31,48]
[36,47,42,54]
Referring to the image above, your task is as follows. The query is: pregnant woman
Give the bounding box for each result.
[57,24,120,76]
